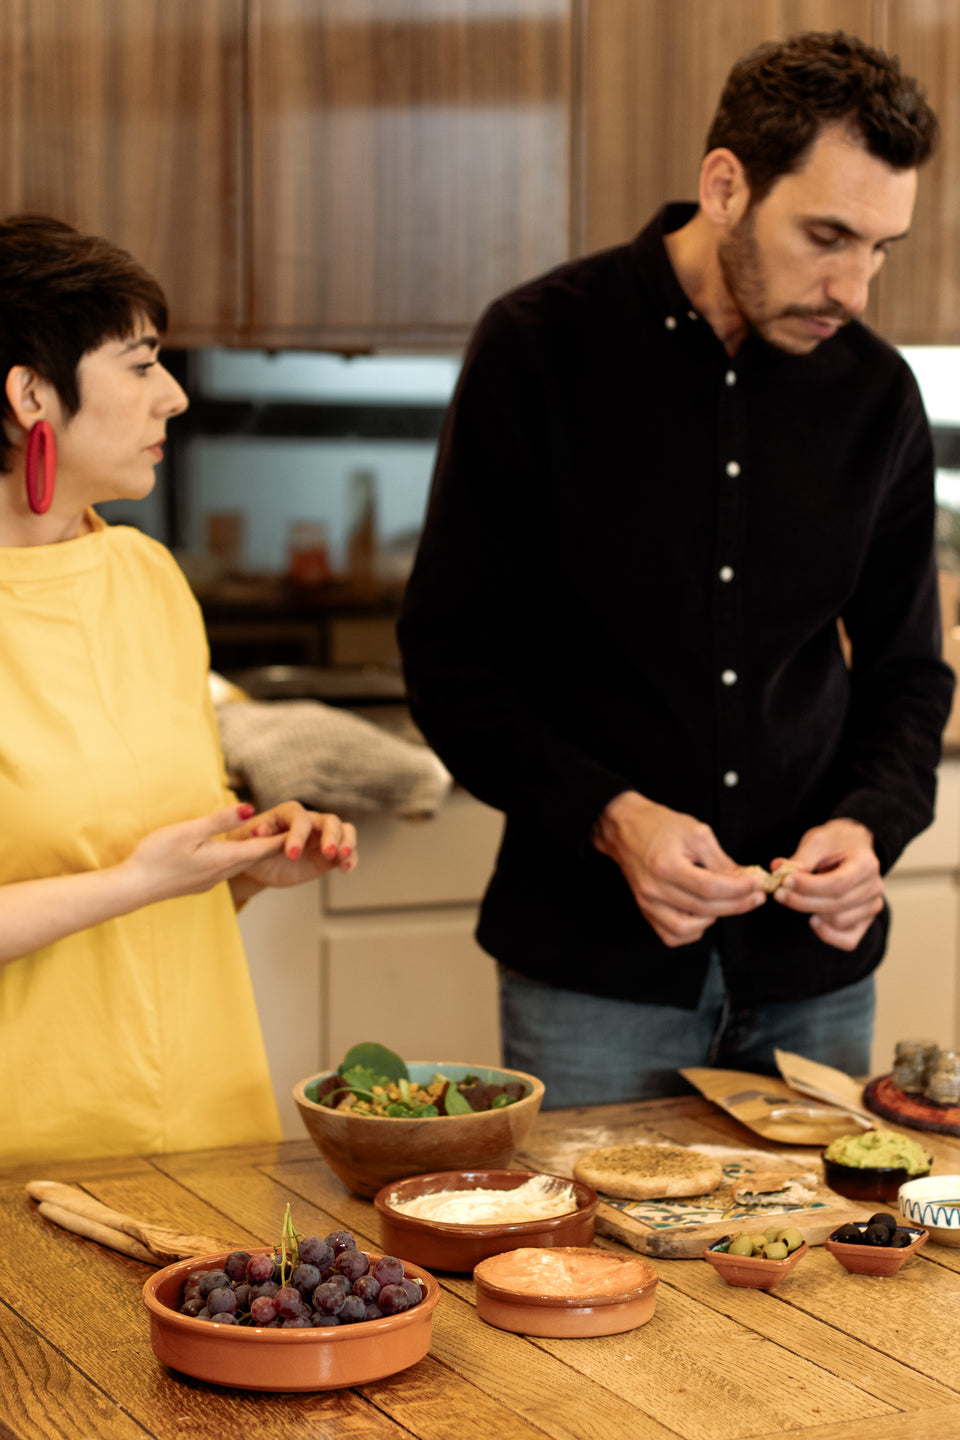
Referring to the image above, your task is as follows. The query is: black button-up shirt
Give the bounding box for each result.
[398,204,955,1008]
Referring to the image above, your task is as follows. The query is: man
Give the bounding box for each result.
[397,31,955,1105]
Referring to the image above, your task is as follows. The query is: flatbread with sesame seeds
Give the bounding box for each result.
[572,1144,723,1200]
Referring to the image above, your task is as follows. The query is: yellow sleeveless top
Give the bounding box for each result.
[0,513,281,1164]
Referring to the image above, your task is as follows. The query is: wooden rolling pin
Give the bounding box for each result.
[26,1180,239,1265]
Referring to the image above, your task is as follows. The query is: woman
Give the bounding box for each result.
[0,215,356,1165]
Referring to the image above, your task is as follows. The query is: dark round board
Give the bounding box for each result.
[863,1074,960,1137]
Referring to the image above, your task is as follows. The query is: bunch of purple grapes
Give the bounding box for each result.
[177,1228,424,1328]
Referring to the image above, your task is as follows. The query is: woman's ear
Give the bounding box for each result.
[4,365,54,432]
[699,147,752,231]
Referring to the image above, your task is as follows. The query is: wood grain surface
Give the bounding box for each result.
[3,1095,960,1439]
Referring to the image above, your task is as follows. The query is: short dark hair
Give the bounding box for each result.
[706,30,940,204]
[0,215,168,471]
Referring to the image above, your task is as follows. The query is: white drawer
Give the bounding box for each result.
[324,789,503,911]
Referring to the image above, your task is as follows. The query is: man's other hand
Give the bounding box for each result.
[592,791,765,948]
[771,818,883,951]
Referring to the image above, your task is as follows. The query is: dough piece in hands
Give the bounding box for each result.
[573,1144,723,1200]
[741,861,798,894]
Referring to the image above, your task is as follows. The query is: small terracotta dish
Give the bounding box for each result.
[703,1237,808,1290]
[374,1169,598,1273]
[472,1246,658,1338]
[142,1247,440,1391]
[824,1223,927,1275]
[823,1157,930,1205]
[899,1176,960,1246]
[294,1062,545,1198]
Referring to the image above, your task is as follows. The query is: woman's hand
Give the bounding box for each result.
[119,803,291,904]
[225,801,357,892]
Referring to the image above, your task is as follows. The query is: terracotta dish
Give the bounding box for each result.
[823,1157,930,1205]
[293,1062,545,1198]
[142,1246,440,1391]
[374,1169,598,1272]
[703,1238,809,1290]
[899,1175,960,1246]
[824,1223,927,1275]
[472,1246,659,1338]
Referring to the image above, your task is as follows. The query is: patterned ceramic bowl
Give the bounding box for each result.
[899,1175,960,1246]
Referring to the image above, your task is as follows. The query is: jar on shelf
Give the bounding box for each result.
[925,1050,960,1107]
[287,521,330,587]
[892,1039,939,1095]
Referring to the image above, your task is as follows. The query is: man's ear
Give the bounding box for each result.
[699,148,752,231]
[4,365,52,432]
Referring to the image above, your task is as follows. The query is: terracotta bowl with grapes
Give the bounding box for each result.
[143,1244,440,1391]
[293,1061,546,1198]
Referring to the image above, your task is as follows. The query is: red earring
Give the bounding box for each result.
[25,420,56,515]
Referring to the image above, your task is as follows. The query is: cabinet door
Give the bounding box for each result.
[0,0,244,344]
[577,0,881,326]
[874,0,960,342]
[873,874,960,1074]
[322,908,501,1070]
[248,0,573,349]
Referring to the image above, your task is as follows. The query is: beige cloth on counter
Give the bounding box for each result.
[215,697,452,817]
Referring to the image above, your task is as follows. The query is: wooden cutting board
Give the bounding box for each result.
[515,1119,867,1259]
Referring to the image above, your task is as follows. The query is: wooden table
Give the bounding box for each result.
[4,1094,960,1440]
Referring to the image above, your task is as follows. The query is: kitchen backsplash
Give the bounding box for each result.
[99,343,960,588]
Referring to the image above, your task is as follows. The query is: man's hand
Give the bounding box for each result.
[592,791,765,947]
[771,818,883,951]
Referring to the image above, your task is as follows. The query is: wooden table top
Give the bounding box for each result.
[4,1093,960,1440]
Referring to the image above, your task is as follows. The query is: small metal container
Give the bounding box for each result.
[892,1039,939,1095]
[925,1050,960,1106]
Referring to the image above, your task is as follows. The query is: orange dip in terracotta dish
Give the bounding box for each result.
[473,1246,659,1337]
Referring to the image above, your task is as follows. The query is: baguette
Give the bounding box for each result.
[35,1201,157,1264]
[26,1179,237,1264]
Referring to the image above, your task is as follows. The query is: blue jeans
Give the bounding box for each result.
[498,952,875,1109]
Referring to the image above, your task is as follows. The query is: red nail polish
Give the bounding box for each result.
[289,844,302,860]
[238,803,255,818]
[341,846,352,858]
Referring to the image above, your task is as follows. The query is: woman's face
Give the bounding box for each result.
[55,313,188,505]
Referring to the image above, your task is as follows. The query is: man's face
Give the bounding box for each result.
[717,122,918,355]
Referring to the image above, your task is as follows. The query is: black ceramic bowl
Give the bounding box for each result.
[823,1157,931,1205]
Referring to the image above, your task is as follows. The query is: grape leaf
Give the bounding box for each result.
[339,1042,409,1083]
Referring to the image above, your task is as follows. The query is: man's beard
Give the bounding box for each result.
[717,205,851,352]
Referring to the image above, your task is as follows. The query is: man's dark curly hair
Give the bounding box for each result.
[0,215,168,472]
[706,30,939,203]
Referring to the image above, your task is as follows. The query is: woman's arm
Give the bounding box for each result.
[0,804,286,966]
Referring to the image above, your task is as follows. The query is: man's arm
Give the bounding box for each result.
[399,301,635,853]
[592,790,765,946]
[824,371,954,874]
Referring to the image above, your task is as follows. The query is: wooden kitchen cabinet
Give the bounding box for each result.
[0,0,246,345]
[873,758,960,1073]
[576,0,880,258]
[874,0,960,342]
[246,0,573,349]
[575,0,960,340]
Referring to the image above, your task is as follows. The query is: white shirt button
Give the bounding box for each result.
[687,310,698,321]
[719,565,734,582]
[721,669,738,686]
[725,370,737,386]
[723,770,739,788]
[664,315,677,330]
[725,460,741,477]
